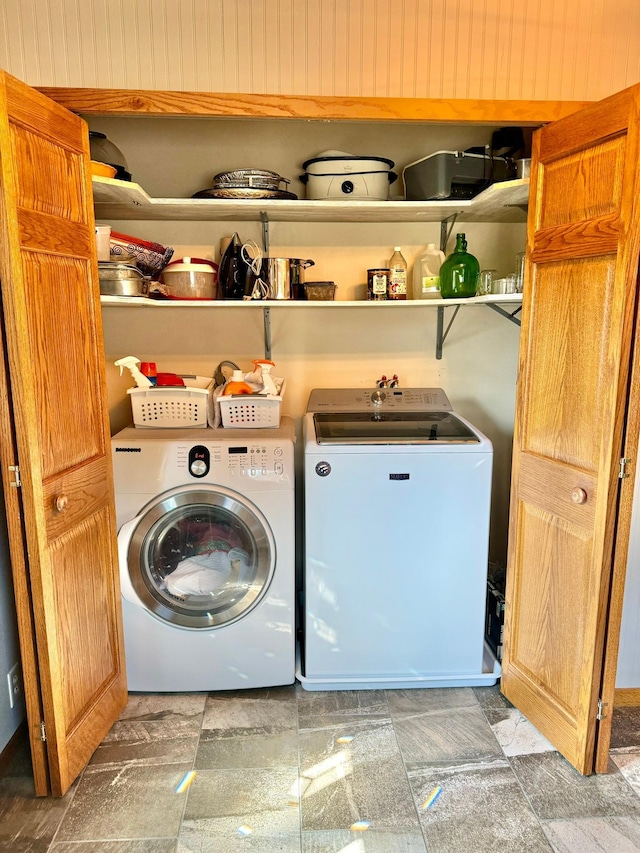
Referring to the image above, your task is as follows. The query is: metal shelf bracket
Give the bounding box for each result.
[263,306,272,360]
[435,302,522,359]
[440,213,459,252]
[486,302,522,325]
[436,305,460,359]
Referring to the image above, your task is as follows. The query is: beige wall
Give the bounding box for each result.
[1,0,639,101]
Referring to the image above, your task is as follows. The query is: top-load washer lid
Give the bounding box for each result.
[313,411,480,444]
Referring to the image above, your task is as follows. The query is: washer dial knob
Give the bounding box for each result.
[188,445,210,478]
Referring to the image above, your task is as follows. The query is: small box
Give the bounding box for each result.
[485,578,505,661]
[403,150,510,201]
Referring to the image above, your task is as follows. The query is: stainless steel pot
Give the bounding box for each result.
[256,257,315,300]
[98,262,149,297]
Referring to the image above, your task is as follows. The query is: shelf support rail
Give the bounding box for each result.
[436,305,461,359]
[486,302,522,326]
[260,211,270,254]
[263,306,272,361]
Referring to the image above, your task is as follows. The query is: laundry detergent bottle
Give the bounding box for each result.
[412,243,445,299]
[222,369,253,396]
[439,233,480,299]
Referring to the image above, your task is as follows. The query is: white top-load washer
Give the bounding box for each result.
[112,419,295,692]
[300,388,499,690]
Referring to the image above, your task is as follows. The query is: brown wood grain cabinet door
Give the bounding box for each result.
[0,71,127,796]
[502,84,640,775]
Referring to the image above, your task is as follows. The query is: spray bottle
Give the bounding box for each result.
[252,359,278,396]
[115,356,153,388]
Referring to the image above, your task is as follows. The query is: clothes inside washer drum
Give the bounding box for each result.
[164,548,250,597]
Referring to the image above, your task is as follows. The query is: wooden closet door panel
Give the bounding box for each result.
[19,252,104,476]
[523,255,618,470]
[503,84,640,776]
[0,71,126,797]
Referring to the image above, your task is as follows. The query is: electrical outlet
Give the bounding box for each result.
[6,662,22,710]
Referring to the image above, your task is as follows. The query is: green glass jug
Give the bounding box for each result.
[439,233,479,298]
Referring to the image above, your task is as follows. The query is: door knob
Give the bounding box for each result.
[571,488,587,504]
[55,495,69,512]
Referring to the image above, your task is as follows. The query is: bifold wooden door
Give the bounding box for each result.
[502,83,640,775]
[0,71,126,796]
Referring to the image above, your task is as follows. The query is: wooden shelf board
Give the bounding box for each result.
[40,87,590,124]
[100,294,523,308]
[92,176,529,224]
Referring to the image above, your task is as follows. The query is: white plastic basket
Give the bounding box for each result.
[217,393,283,429]
[128,376,212,428]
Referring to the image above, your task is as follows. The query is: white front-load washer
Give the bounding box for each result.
[299,388,500,690]
[112,418,295,692]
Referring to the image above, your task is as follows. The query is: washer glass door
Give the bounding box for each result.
[127,488,274,629]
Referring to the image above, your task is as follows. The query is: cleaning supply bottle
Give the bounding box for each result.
[413,243,445,299]
[387,247,407,300]
[439,233,480,299]
[252,359,278,395]
[115,356,153,388]
[140,361,157,385]
[222,369,253,396]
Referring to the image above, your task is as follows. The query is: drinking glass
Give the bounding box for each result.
[503,273,517,294]
[478,269,497,296]
[492,274,517,294]
[515,252,526,293]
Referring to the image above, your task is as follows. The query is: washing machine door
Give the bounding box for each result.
[123,486,275,629]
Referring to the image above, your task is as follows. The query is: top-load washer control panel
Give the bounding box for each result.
[306,387,453,412]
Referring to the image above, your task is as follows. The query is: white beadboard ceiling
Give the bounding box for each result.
[1,0,639,101]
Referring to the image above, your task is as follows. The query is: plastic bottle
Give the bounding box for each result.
[222,369,253,396]
[387,247,407,300]
[114,356,153,388]
[252,359,278,396]
[439,233,480,299]
[412,243,445,299]
[140,361,157,385]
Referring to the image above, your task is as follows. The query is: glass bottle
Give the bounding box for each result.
[439,233,480,299]
[387,247,407,300]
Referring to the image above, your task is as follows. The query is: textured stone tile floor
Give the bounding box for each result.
[1,685,640,852]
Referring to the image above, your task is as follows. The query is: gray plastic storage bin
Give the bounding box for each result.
[403,150,510,201]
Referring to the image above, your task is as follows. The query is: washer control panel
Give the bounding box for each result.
[111,423,295,495]
[175,442,291,482]
[225,443,286,478]
[307,387,452,412]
